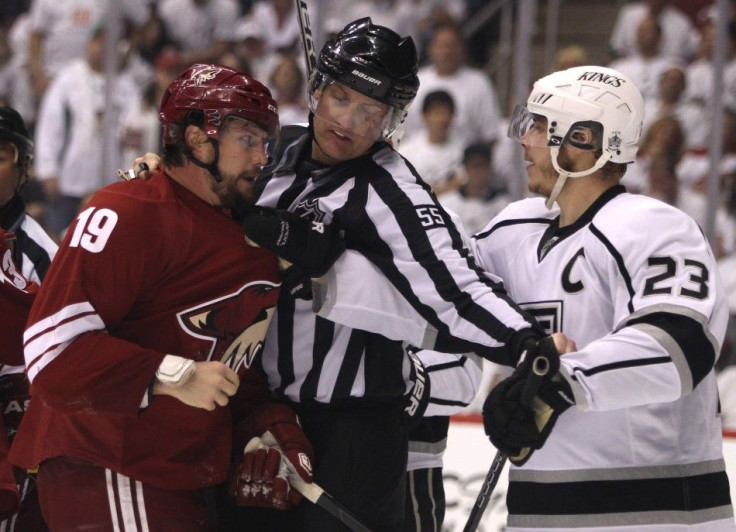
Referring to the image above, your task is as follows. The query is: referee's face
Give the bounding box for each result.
[311,83,389,165]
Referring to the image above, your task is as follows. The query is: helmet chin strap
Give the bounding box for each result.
[178,138,223,183]
[545,145,612,209]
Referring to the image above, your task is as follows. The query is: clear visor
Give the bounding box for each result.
[507,105,603,152]
[309,74,406,141]
[220,116,279,165]
[508,105,550,148]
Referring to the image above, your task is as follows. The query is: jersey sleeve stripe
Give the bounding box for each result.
[624,307,718,390]
[568,355,671,380]
[26,340,72,382]
[590,223,636,313]
[366,165,527,352]
[24,302,105,380]
[474,218,553,241]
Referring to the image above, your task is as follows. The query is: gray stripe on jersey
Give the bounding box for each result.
[508,505,735,529]
[620,303,720,358]
[619,303,720,393]
[509,458,726,483]
[629,322,693,394]
[408,438,448,456]
[508,506,733,531]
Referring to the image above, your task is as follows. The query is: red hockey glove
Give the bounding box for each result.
[230,403,314,510]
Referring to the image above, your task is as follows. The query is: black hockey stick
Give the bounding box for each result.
[294,0,317,78]
[463,354,552,532]
[290,475,372,532]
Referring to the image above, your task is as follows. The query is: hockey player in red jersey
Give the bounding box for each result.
[0,228,37,529]
[8,64,315,530]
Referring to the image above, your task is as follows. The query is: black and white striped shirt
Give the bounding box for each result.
[1,195,57,285]
[255,126,538,404]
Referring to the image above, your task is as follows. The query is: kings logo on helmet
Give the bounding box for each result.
[577,72,624,87]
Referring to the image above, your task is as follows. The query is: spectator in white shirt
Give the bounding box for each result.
[399,90,464,195]
[268,54,308,127]
[643,66,708,149]
[28,0,148,98]
[685,15,736,112]
[403,20,502,149]
[609,14,679,101]
[238,0,300,55]
[35,27,142,239]
[158,0,240,69]
[609,0,698,62]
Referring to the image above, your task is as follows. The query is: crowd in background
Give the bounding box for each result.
[4,0,736,423]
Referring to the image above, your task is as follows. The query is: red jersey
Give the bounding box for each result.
[0,229,36,518]
[0,231,37,369]
[9,171,281,490]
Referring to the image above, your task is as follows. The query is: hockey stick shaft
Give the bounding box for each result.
[463,351,553,531]
[294,0,317,78]
[463,449,506,532]
[290,475,372,532]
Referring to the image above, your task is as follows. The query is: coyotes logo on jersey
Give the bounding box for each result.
[177,280,279,372]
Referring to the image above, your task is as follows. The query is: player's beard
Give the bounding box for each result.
[213,172,257,209]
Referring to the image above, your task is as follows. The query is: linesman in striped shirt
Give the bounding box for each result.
[233,18,569,531]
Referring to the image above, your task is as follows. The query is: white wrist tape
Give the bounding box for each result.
[155,355,196,387]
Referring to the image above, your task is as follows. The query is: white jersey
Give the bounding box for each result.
[471,185,734,530]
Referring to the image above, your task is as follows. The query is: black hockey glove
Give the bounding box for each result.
[402,350,431,429]
[241,206,345,278]
[482,336,575,465]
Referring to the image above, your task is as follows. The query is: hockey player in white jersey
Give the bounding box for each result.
[478,65,735,530]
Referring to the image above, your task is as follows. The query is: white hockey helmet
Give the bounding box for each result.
[509,65,644,208]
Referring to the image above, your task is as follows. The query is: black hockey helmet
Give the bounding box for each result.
[309,18,419,138]
[0,106,33,166]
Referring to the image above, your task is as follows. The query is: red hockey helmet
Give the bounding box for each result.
[159,63,279,145]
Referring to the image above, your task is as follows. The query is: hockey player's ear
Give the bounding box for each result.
[184,125,213,161]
